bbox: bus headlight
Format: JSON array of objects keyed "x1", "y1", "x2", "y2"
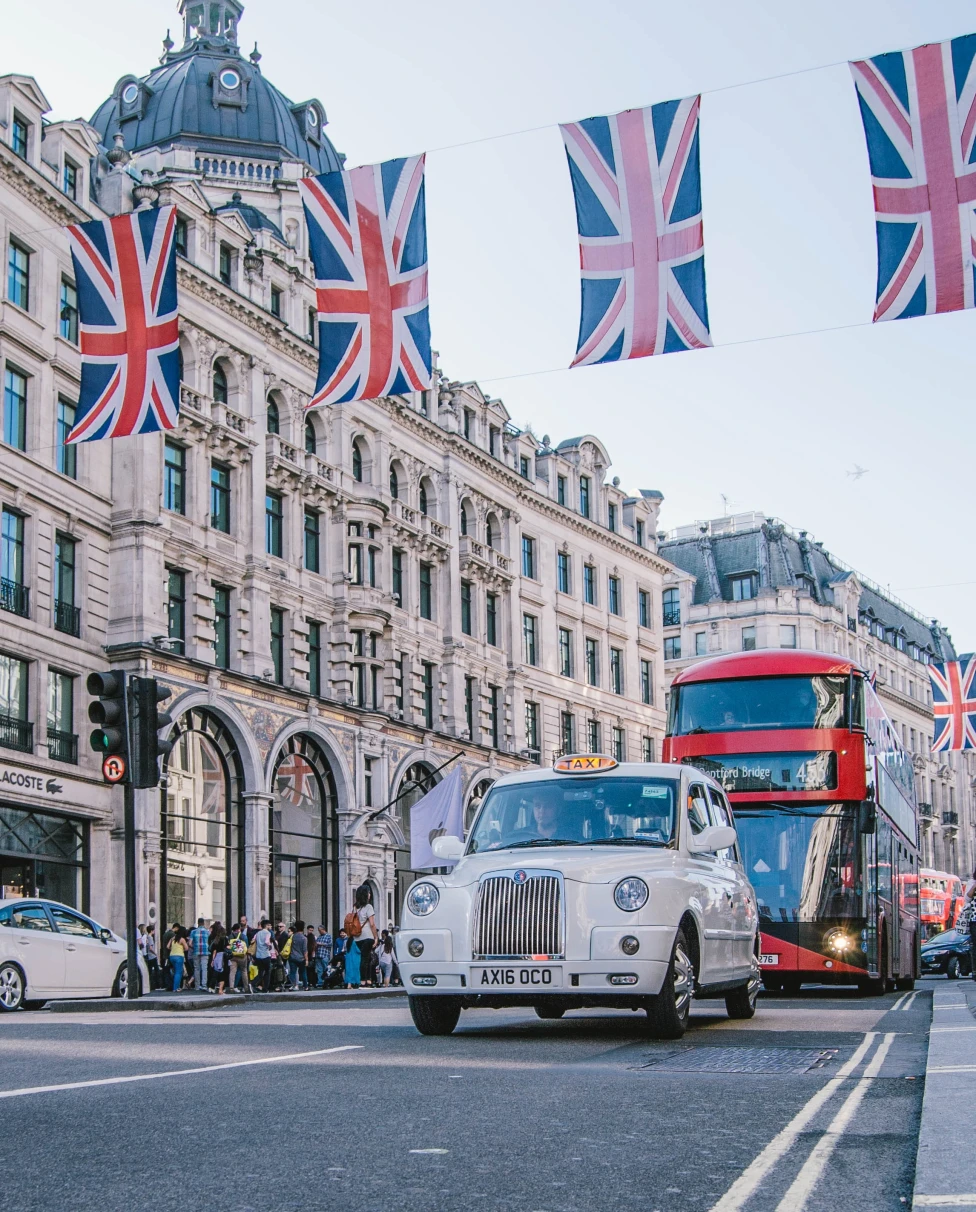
[
  {"x1": 406, "y1": 882, "x2": 440, "y2": 916},
  {"x1": 825, "y1": 928, "x2": 854, "y2": 953},
  {"x1": 614, "y1": 878, "x2": 649, "y2": 912}
]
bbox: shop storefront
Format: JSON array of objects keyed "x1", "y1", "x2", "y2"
[{"x1": 0, "y1": 803, "x2": 89, "y2": 910}]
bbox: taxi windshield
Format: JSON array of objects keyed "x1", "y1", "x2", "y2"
[{"x1": 466, "y1": 777, "x2": 677, "y2": 854}]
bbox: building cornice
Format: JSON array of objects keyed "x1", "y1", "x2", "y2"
[{"x1": 0, "y1": 143, "x2": 94, "y2": 231}]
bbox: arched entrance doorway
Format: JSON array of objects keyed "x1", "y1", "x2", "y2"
[
  {"x1": 270, "y1": 735, "x2": 339, "y2": 932},
  {"x1": 392, "y1": 760, "x2": 440, "y2": 920},
  {"x1": 465, "y1": 777, "x2": 495, "y2": 833},
  {"x1": 161, "y1": 709, "x2": 244, "y2": 929}
]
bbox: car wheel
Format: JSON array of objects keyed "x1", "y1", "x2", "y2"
[
  {"x1": 409, "y1": 996, "x2": 461, "y2": 1036},
  {"x1": 761, "y1": 978, "x2": 784, "y2": 993},
  {"x1": 946, "y1": 957, "x2": 960, "y2": 980},
  {"x1": 534, "y1": 1005, "x2": 565, "y2": 1020},
  {"x1": 0, "y1": 963, "x2": 25, "y2": 1012},
  {"x1": 726, "y1": 957, "x2": 762, "y2": 1020},
  {"x1": 645, "y1": 927, "x2": 694, "y2": 1040},
  {"x1": 113, "y1": 963, "x2": 142, "y2": 999}
]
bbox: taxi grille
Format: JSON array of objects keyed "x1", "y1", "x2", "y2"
[{"x1": 472, "y1": 873, "x2": 564, "y2": 960}]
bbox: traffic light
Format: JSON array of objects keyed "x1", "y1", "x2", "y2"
[
  {"x1": 87, "y1": 670, "x2": 129, "y2": 773},
  {"x1": 129, "y1": 677, "x2": 175, "y2": 789}
]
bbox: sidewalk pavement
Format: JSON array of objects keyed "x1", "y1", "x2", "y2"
[
  {"x1": 914, "y1": 979, "x2": 976, "y2": 1209},
  {"x1": 46, "y1": 985, "x2": 407, "y2": 1013}
]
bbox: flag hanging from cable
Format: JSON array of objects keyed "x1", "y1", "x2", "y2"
[
  {"x1": 65, "y1": 206, "x2": 180, "y2": 442},
  {"x1": 928, "y1": 655, "x2": 976, "y2": 751},
  {"x1": 850, "y1": 35, "x2": 976, "y2": 322},
  {"x1": 409, "y1": 765, "x2": 465, "y2": 870},
  {"x1": 299, "y1": 156, "x2": 432, "y2": 407},
  {"x1": 559, "y1": 99, "x2": 711, "y2": 367}
]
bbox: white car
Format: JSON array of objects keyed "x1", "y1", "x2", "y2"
[
  {"x1": 398, "y1": 756, "x2": 761, "y2": 1038},
  {"x1": 0, "y1": 898, "x2": 148, "y2": 1010}
]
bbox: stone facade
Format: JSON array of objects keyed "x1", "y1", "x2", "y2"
[
  {"x1": 659, "y1": 512, "x2": 975, "y2": 879},
  {"x1": 0, "y1": 10, "x2": 669, "y2": 934}
]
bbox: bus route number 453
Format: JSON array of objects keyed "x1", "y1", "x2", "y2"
[{"x1": 474, "y1": 967, "x2": 562, "y2": 987}]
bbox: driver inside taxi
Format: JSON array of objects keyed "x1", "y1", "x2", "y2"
[{"x1": 526, "y1": 792, "x2": 561, "y2": 839}]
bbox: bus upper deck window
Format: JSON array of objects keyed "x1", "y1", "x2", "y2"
[{"x1": 850, "y1": 674, "x2": 865, "y2": 731}]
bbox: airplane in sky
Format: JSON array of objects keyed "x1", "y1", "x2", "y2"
[{"x1": 846, "y1": 465, "x2": 869, "y2": 480}]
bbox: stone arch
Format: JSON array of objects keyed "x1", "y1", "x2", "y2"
[
  {"x1": 351, "y1": 433, "x2": 371, "y2": 484},
  {"x1": 261, "y1": 717, "x2": 354, "y2": 810},
  {"x1": 265, "y1": 387, "x2": 286, "y2": 437},
  {"x1": 304, "y1": 410, "x2": 325, "y2": 457},
  {"x1": 418, "y1": 474, "x2": 437, "y2": 519},
  {"x1": 177, "y1": 328, "x2": 198, "y2": 388},
  {"x1": 161, "y1": 689, "x2": 264, "y2": 794},
  {"x1": 388, "y1": 457, "x2": 405, "y2": 501},
  {"x1": 211, "y1": 353, "x2": 237, "y2": 406},
  {"x1": 485, "y1": 510, "x2": 501, "y2": 550},
  {"x1": 459, "y1": 496, "x2": 475, "y2": 537},
  {"x1": 464, "y1": 771, "x2": 496, "y2": 832}
]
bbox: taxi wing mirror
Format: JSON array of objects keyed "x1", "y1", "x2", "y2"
[
  {"x1": 98, "y1": 927, "x2": 113, "y2": 943},
  {"x1": 431, "y1": 835, "x2": 464, "y2": 861},
  {"x1": 688, "y1": 825, "x2": 737, "y2": 854}
]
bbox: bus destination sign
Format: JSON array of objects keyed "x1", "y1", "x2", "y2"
[{"x1": 682, "y1": 751, "x2": 838, "y2": 793}]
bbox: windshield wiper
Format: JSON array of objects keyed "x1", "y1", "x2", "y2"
[
  {"x1": 589, "y1": 837, "x2": 663, "y2": 846},
  {"x1": 504, "y1": 838, "x2": 581, "y2": 850}
]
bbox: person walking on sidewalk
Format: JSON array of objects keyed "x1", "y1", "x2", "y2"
[
  {"x1": 314, "y1": 926, "x2": 333, "y2": 988},
  {"x1": 287, "y1": 920, "x2": 308, "y2": 989},
  {"x1": 188, "y1": 918, "x2": 210, "y2": 992},
  {"x1": 353, "y1": 885, "x2": 378, "y2": 986},
  {"x1": 377, "y1": 930, "x2": 395, "y2": 987},
  {"x1": 144, "y1": 923, "x2": 160, "y2": 990},
  {"x1": 168, "y1": 928, "x2": 187, "y2": 992},
  {"x1": 253, "y1": 918, "x2": 275, "y2": 992},
  {"x1": 210, "y1": 922, "x2": 228, "y2": 994},
  {"x1": 226, "y1": 925, "x2": 250, "y2": 993}
]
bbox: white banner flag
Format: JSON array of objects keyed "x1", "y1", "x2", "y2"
[{"x1": 409, "y1": 765, "x2": 464, "y2": 870}]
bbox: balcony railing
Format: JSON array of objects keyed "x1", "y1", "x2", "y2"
[
  {"x1": 662, "y1": 606, "x2": 681, "y2": 627},
  {"x1": 0, "y1": 714, "x2": 33, "y2": 753},
  {"x1": 942, "y1": 810, "x2": 959, "y2": 828},
  {"x1": 0, "y1": 578, "x2": 29, "y2": 618},
  {"x1": 47, "y1": 728, "x2": 78, "y2": 764},
  {"x1": 54, "y1": 600, "x2": 81, "y2": 637},
  {"x1": 918, "y1": 802, "x2": 935, "y2": 821}
]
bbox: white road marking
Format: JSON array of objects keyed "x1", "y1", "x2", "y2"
[
  {"x1": 891, "y1": 993, "x2": 908, "y2": 1012},
  {"x1": 0, "y1": 1044, "x2": 363, "y2": 1100},
  {"x1": 774, "y1": 1032, "x2": 896, "y2": 1212},
  {"x1": 929, "y1": 1065, "x2": 976, "y2": 1074},
  {"x1": 931, "y1": 1026, "x2": 976, "y2": 1033},
  {"x1": 899, "y1": 991, "x2": 918, "y2": 1011},
  {"x1": 706, "y1": 1032, "x2": 878, "y2": 1212},
  {"x1": 913, "y1": 1198, "x2": 976, "y2": 1207},
  {"x1": 410, "y1": 1148, "x2": 449, "y2": 1155}
]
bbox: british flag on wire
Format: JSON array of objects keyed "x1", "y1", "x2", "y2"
[
  {"x1": 65, "y1": 206, "x2": 180, "y2": 442},
  {"x1": 559, "y1": 99, "x2": 711, "y2": 367},
  {"x1": 298, "y1": 156, "x2": 431, "y2": 407},
  {"x1": 851, "y1": 35, "x2": 976, "y2": 322},
  {"x1": 928, "y1": 655, "x2": 976, "y2": 751},
  {"x1": 276, "y1": 754, "x2": 316, "y2": 807}
]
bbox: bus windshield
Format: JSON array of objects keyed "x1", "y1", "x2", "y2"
[
  {"x1": 733, "y1": 803, "x2": 859, "y2": 922},
  {"x1": 467, "y1": 777, "x2": 677, "y2": 854},
  {"x1": 671, "y1": 676, "x2": 848, "y2": 735}
]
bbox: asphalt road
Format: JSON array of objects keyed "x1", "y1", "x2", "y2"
[{"x1": 0, "y1": 984, "x2": 935, "y2": 1212}]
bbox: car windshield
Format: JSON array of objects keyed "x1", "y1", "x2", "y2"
[
  {"x1": 466, "y1": 777, "x2": 677, "y2": 854},
  {"x1": 671, "y1": 676, "x2": 848, "y2": 734},
  {"x1": 925, "y1": 929, "x2": 963, "y2": 946}
]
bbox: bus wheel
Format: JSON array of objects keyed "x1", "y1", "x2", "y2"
[
  {"x1": 762, "y1": 978, "x2": 784, "y2": 993},
  {"x1": 644, "y1": 928, "x2": 694, "y2": 1040},
  {"x1": 409, "y1": 996, "x2": 461, "y2": 1036}
]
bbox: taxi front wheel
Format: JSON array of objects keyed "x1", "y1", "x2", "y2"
[
  {"x1": 644, "y1": 928, "x2": 694, "y2": 1040},
  {"x1": 409, "y1": 995, "x2": 462, "y2": 1036}
]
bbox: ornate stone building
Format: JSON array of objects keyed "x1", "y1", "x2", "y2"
[
  {"x1": 659, "y1": 512, "x2": 975, "y2": 878},
  {"x1": 0, "y1": 2, "x2": 671, "y2": 933}
]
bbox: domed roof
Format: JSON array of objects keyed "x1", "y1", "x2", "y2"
[{"x1": 90, "y1": 2, "x2": 343, "y2": 174}]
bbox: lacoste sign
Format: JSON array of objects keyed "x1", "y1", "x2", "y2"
[{"x1": 0, "y1": 766, "x2": 64, "y2": 796}]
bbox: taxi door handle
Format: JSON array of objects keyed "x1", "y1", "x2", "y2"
[{"x1": 65, "y1": 945, "x2": 77, "y2": 951}]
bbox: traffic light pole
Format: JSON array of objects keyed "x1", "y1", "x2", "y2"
[{"x1": 123, "y1": 782, "x2": 139, "y2": 1000}]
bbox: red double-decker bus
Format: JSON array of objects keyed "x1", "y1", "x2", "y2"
[{"x1": 663, "y1": 650, "x2": 920, "y2": 993}]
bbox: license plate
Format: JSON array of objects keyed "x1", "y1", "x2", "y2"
[
  {"x1": 759, "y1": 954, "x2": 780, "y2": 966},
  {"x1": 471, "y1": 966, "x2": 562, "y2": 988}
]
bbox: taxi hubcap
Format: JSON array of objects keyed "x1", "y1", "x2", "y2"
[
  {"x1": 672, "y1": 945, "x2": 693, "y2": 1015},
  {"x1": 0, "y1": 968, "x2": 23, "y2": 1008}
]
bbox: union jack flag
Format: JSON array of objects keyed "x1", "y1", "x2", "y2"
[
  {"x1": 559, "y1": 99, "x2": 711, "y2": 367},
  {"x1": 851, "y1": 35, "x2": 976, "y2": 322},
  {"x1": 929, "y1": 655, "x2": 976, "y2": 751},
  {"x1": 276, "y1": 754, "x2": 317, "y2": 807},
  {"x1": 65, "y1": 206, "x2": 180, "y2": 442},
  {"x1": 298, "y1": 156, "x2": 431, "y2": 407}
]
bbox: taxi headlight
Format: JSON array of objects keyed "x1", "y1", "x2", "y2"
[
  {"x1": 614, "y1": 877, "x2": 649, "y2": 912},
  {"x1": 406, "y1": 882, "x2": 440, "y2": 917},
  {"x1": 407, "y1": 938, "x2": 425, "y2": 958},
  {"x1": 620, "y1": 935, "x2": 640, "y2": 956}
]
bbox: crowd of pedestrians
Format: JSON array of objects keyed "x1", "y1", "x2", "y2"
[{"x1": 136, "y1": 885, "x2": 401, "y2": 995}]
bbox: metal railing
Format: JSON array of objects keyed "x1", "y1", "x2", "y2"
[
  {"x1": 0, "y1": 578, "x2": 29, "y2": 617},
  {"x1": 663, "y1": 606, "x2": 681, "y2": 627},
  {"x1": 54, "y1": 600, "x2": 81, "y2": 637},
  {"x1": 47, "y1": 728, "x2": 78, "y2": 764},
  {"x1": 942, "y1": 810, "x2": 959, "y2": 827},
  {"x1": 0, "y1": 714, "x2": 33, "y2": 752}
]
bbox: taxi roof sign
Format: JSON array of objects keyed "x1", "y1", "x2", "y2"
[{"x1": 553, "y1": 753, "x2": 618, "y2": 773}]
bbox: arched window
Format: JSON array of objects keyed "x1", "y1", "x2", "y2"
[
  {"x1": 212, "y1": 361, "x2": 228, "y2": 404},
  {"x1": 485, "y1": 513, "x2": 498, "y2": 549},
  {"x1": 460, "y1": 499, "x2": 475, "y2": 537},
  {"x1": 393, "y1": 760, "x2": 441, "y2": 915},
  {"x1": 419, "y1": 483, "x2": 427, "y2": 515},
  {"x1": 459, "y1": 504, "x2": 467, "y2": 535},
  {"x1": 161, "y1": 709, "x2": 243, "y2": 928},
  {"x1": 389, "y1": 465, "x2": 399, "y2": 499},
  {"x1": 271, "y1": 735, "x2": 339, "y2": 932},
  {"x1": 465, "y1": 777, "x2": 495, "y2": 832},
  {"x1": 266, "y1": 397, "x2": 280, "y2": 434},
  {"x1": 352, "y1": 440, "x2": 363, "y2": 482},
  {"x1": 304, "y1": 418, "x2": 317, "y2": 454}
]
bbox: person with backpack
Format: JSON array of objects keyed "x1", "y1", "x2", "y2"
[
  {"x1": 226, "y1": 924, "x2": 250, "y2": 993},
  {"x1": 342, "y1": 904, "x2": 363, "y2": 989},
  {"x1": 351, "y1": 884, "x2": 378, "y2": 986}
]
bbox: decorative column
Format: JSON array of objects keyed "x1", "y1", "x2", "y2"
[{"x1": 243, "y1": 791, "x2": 272, "y2": 920}]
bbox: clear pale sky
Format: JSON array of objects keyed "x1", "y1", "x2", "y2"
[{"x1": 7, "y1": 0, "x2": 975, "y2": 651}]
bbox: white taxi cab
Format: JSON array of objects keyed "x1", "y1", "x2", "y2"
[{"x1": 398, "y1": 755, "x2": 760, "y2": 1037}]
